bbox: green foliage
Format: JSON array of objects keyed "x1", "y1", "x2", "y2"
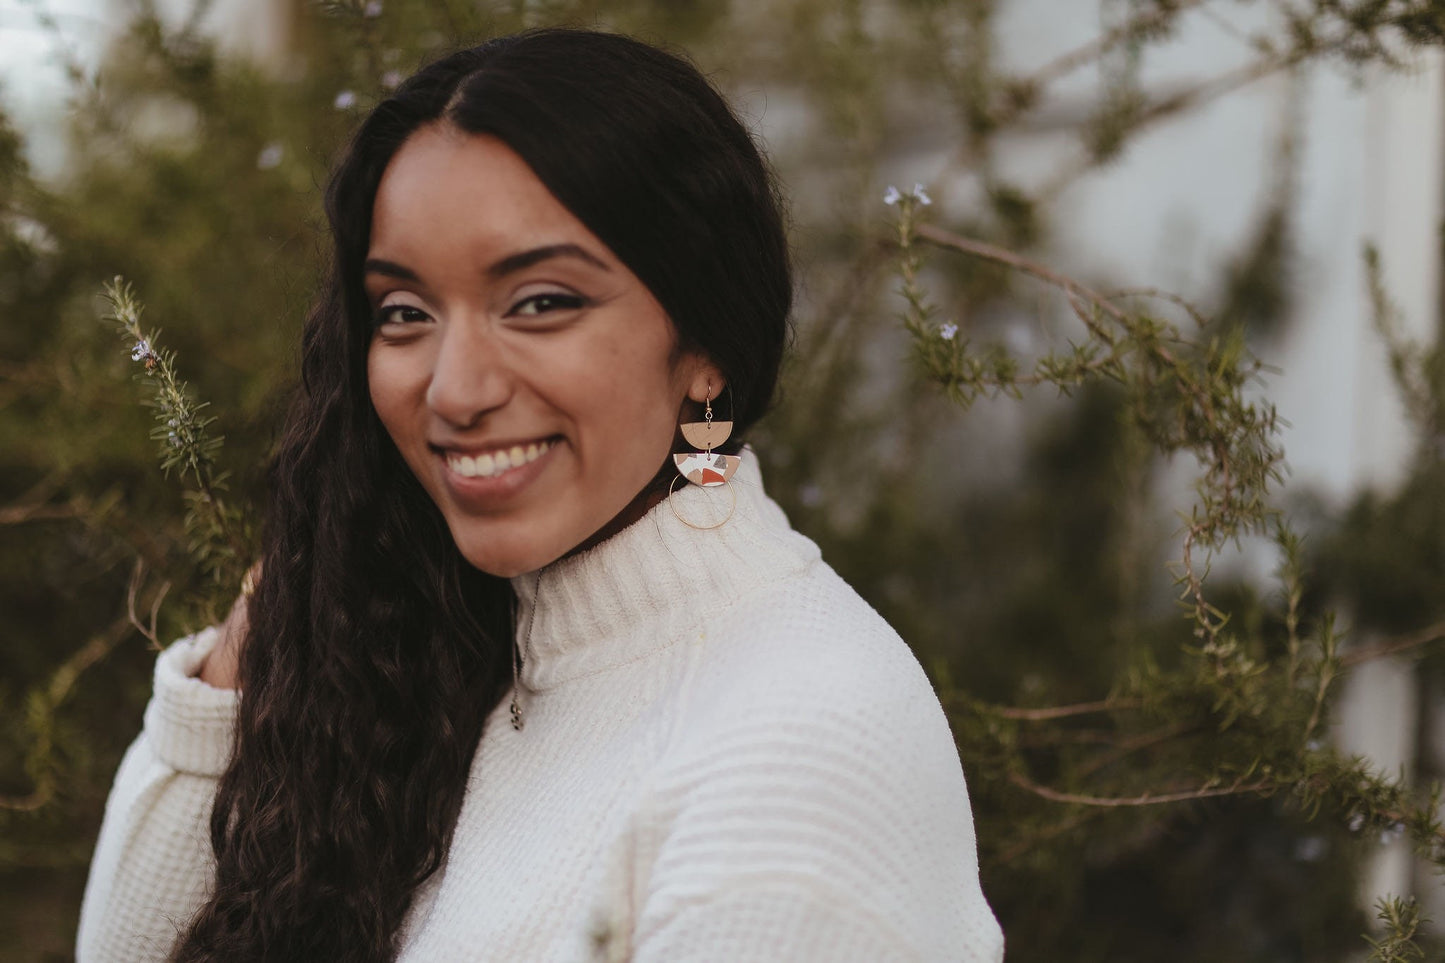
[
  {"x1": 1369, "y1": 897, "x2": 1428, "y2": 963},
  {"x1": 4, "y1": 1, "x2": 1445, "y2": 959},
  {"x1": 884, "y1": 172, "x2": 1445, "y2": 963},
  {"x1": 1308, "y1": 245, "x2": 1445, "y2": 654},
  {"x1": 102, "y1": 278, "x2": 252, "y2": 607},
  {"x1": 869, "y1": 19, "x2": 1445, "y2": 953}
]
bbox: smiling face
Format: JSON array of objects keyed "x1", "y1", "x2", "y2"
[{"x1": 365, "y1": 125, "x2": 721, "y2": 577}]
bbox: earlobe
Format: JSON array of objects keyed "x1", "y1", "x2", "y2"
[{"x1": 686, "y1": 364, "x2": 725, "y2": 404}]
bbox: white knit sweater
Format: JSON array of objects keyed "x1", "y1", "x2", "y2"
[{"x1": 77, "y1": 456, "x2": 1004, "y2": 962}]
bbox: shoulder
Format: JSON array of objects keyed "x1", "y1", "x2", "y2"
[
  {"x1": 686, "y1": 559, "x2": 945, "y2": 740},
  {"x1": 665, "y1": 556, "x2": 971, "y2": 862},
  {"x1": 640, "y1": 562, "x2": 1003, "y2": 959},
  {"x1": 666, "y1": 561, "x2": 971, "y2": 855}
]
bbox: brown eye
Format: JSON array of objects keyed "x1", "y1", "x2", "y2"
[
  {"x1": 509, "y1": 293, "x2": 586, "y2": 317},
  {"x1": 373, "y1": 304, "x2": 431, "y2": 327}
]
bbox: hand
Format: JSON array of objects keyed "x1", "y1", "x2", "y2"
[{"x1": 198, "y1": 566, "x2": 255, "y2": 690}]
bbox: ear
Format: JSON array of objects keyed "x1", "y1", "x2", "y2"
[{"x1": 683, "y1": 354, "x2": 726, "y2": 405}]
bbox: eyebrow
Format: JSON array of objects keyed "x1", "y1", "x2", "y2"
[
  {"x1": 487, "y1": 243, "x2": 610, "y2": 277},
  {"x1": 363, "y1": 243, "x2": 610, "y2": 284},
  {"x1": 363, "y1": 258, "x2": 420, "y2": 282}
]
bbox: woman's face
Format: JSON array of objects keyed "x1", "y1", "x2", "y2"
[{"x1": 365, "y1": 125, "x2": 719, "y2": 577}]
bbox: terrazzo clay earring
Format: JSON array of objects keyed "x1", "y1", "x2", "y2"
[{"x1": 669, "y1": 387, "x2": 739, "y2": 529}]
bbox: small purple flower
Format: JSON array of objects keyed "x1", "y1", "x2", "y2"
[
  {"x1": 381, "y1": 69, "x2": 403, "y2": 90},
  {"x1": 882, "y1": 185, "x2": 902, "y2": 206},
  {"x1": 911, "y1": 183, "x2": 932, "y2": 206},
  {"x1": 939, "y1": 323, "x2": 958, "y2": 341},
  {"x1": 256, "y1": 143, "x2": 283, "y2": 170},
  {"x1": 334, "y1": 90, "x2": 357, "y2": 110},
  {"x1": 363, "y1": 0, "x2": 383, "y2": 16},
  {"x1": 131, "y1": 339, "x2": 154, "y2": 363}
]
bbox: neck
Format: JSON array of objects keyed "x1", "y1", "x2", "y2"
[{"x1": 510, "y1": 449, "x2": 822, "y2": 692}]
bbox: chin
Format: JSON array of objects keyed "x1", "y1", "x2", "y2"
[
  {"x1": 457, "y1": 544, "x2": 540, "y2": 580},
  {"x1": 469, "y1": 558, "x2": 533, "y2": 579},
  {"x1": 439, "y1": 490, "x2": 648, "y2": 579},
  {"x1": 449, "y1": 525, "x2": 559, "y2": 579}
]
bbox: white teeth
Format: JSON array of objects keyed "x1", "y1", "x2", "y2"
[{"x1": 447, "y1": 439, "x2": 553, "y2": 478}]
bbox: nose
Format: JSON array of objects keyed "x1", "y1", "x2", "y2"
[{"x1": 425, "y1": 318, "x2": 514, "y2": 429}]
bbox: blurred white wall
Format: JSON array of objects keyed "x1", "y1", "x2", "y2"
[
  {"x1": 0, "y1": 0, "x2": 123, "y2": 170},
  {"x1": 0, "y1": 0, "x2": 289, "y2": 172}
]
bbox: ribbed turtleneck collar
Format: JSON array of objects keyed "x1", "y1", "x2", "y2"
[{"x1": 508, "y1": 451, "x2": 820, "y2": 691}]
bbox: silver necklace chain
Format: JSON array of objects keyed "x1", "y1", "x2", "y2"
[{"x1": 510, "y1": 573, "x2": 540, "y2": 731}]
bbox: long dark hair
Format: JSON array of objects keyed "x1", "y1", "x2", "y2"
[{"x1": 172, "y1": 29, "x2": 791, "y2": 962}]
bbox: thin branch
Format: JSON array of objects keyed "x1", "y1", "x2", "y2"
[
  {"x1": 1197, "y1": 4, "x2": 1267, "y2": 49},
  {"x1": 1302, "y1": 654, "x2": 1336, "y2": 748},
  {"x1": 1341, "y1": 621, "x2": 1445, "y2": 668},
  {"x1": 969, "y1": 697, "x2": 1144, "y2": 721},
  {"x1": 914, "y1": 222, "x2": 1129, "y2": 331},
  {"x1": 1030, "y1": 9, "x2": 1421, "y2": 205},
  {"x1": 1009, "y1": 770, "x2": 1273, "y2": 807},
  {"x1": 1014, "y1": 728, "x2": 1121, "y2": 747},
  {"x1": 125, "y1": 557, "x2": 168, "y2": 650},
  {"x1": 0, "y1": 500, "x2": 88, "y2": 525},
  {"x1": 1109, "y1": 286, "x2": 1212, "y2": 329},
  {"x1": 1181, "y1": 523, "x2": 1218, "y2": 642},
  {"x1": 0, "y1": 474, "x2": 86, "y2": 526},
  {"x1": 1037, "y1": 46, "x2": 1302, "y2": 202},
  {"x1": 912, "y1": 223, "x2": 1220, "y2": 442},
  {"x1": 1025, "y1": 0, "x2": 1213, "y2": 92},
  {"x1": 1073, "y1": 722, "x2": 1197, "y2": 779}
]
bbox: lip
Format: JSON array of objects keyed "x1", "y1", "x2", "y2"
[
  {"x1": 429, "y1": 434, "x2": 559, "y2": 458},
  {"x1": 433, "y1": 435, "x2": 561, "y2": 508}
]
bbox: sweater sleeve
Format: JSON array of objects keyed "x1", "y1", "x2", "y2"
[
  {"x1": 627, "y1": 621, "x2": 1005, "y2": 963},
  {"x1": 76, "y1": 628, "x2": 238, "y2": 963}
]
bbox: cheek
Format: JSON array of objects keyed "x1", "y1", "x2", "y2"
[
  {"x1": 603, "y1": 355, "x2": 685, "y2": 436},
  {"x1": 610, "y1": 325, "x2": 689, "y2": 415},
  {"x1": 545, "y1": 327, "x2": 682, "y2": 430},
  {"x1": 365, "y1": 353, "x2": 390, "y2": 421},
  {"x1": 366, "y1": 350, "x2": 414, "y2": 439}
]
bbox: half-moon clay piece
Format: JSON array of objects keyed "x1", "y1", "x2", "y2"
[
  {"x1": 680, "y1": 419, "x2": 733, "y2": 450},
  {"x1": 673, "y1": 451, "x2": 741, "y2": 487}
]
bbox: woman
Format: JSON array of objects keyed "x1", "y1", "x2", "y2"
[{"x1": 77, "y1": 29, "x2": 1003, "y2": 963}]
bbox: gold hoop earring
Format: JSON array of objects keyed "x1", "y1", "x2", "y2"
[{"x1": 668, "y1": 473, "x2": 737, "y2": 530}]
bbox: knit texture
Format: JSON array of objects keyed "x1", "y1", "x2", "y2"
[{"x1": 77, "y1": 455, "x2": 1004, "y2": 962}]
